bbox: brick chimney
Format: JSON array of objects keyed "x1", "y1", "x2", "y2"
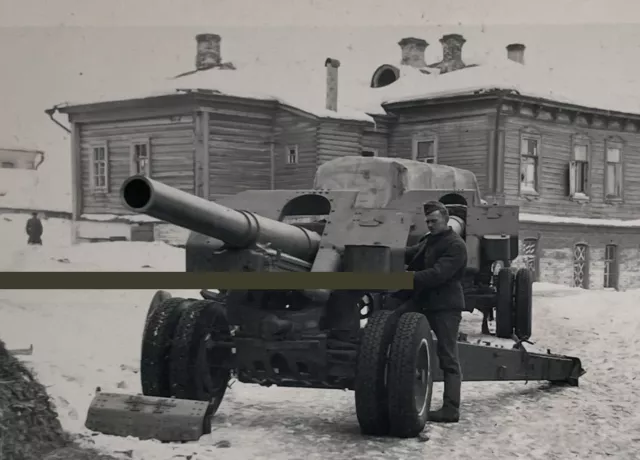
[
  {"x1": 195, "y1": 33, "x2": 221, "y2": 70},
  {"x1": 325, "y1": 58, "x2": 340, "y2": 111},
  {"x1": 506, "y1": 43, "x2": 525, "y2": 64},
  {"x1": 398, "y1": 37, "x2": 428, "y2": 68},
  {"x1": 438, "y1": 34, "x2": 466, "y2": 74}
]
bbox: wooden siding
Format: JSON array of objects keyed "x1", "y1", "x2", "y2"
[
  {"x1": 361, "y1": 131, "x2": 388, "y2": 157},
  {"x1": 79, "y1": 115, "x2": 195, "y2": 215},
  {"x1": 361, "y1": 115, "x2": 393, "y2": 157},
  {"x1": 70, "y1": 122, "x2": 82, "y2": 219},
  {"x1": 207, "y1": 106, "x2": 274, "y2": 199},
  {"x1": 502, "y1": 114, "x2": 640, "y2": 219},
  {"x1": 316, "y1": 121, "x2": 365, "y2": 164},
  {"x1": 388, "y1": 113, "x2": 491, "y2": 192},
  {"x1": 273, "y1": 109, "x2": 318, "y2": 189}
]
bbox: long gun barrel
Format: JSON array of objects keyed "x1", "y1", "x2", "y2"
[{"x1": 120, "y1": 175, "x2": 322, "y2": 263}]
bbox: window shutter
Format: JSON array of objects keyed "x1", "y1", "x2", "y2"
[
  {"x1": 104, "y1": 142, "x2": 111, "y2": 193},
  {"x1": 145, "y1": 139, "x2": 152, "y2": 177},
  {"x1": 129, "y1": 143, "x2": 136, "y2": 176},
  {"x1": 568, "y1": 160, "x2": 576, "y2": 196}
]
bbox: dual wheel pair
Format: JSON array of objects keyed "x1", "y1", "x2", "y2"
[
  {"x1": 354, "y1": 309, "x2": 434, "y2": 439},
  {"x1": 494, "y1": 267, "x2": 533, "y2": 341},
  {"x1": 140, "y1": 291, "x2": 232, "y2": 416}
]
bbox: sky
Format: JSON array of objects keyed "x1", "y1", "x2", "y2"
[{"x1": 1, "y1": 0, "x2": 639, "y2": 210}]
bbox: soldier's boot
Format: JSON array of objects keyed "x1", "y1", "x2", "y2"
[
  {"x1": 428, "y1": 373, "x2": 461, "y2": 423},
  {"x1": 427, "y1": 406, "x2": 460, "y2": 423}
]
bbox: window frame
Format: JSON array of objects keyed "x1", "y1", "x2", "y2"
[
  {"x1": 603, "y1": 243, "x2": 619, "y2": 290},
  {"x1": 411, "y1": 133, "x2": 438, "y2": 164},
  {"x1": 519, "y1": 127, "x2": 542, "y2": 196},
  {"x1": 285, "y1": 144, "x2": 299, "y2": 165},
  {"x1": 90, "y1": 141, "x2": 110, "y2": 194},
  {"x1": 604, "y1": 136, "x2": 625, "y2": 202},
  {"x1": 568, "y1": 133, "x2": 591, "y2": 201},
  {"x1": 522, "y1": 237, "x2": 540, "y2": 282},
  {"x1": 130, "y1": 138, "x2": 152, "y2": 177},
  {"x1": 572, "y1": 242, "x2": 590, "y2": 289}
]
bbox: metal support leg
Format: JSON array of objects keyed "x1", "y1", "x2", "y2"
[{"x1": 430, "y1": 340, "x2": 585, "y2": 386}]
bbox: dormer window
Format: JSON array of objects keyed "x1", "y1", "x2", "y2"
[{"x1": 371, "y1": 64, "x2": 400, "y2": 88}]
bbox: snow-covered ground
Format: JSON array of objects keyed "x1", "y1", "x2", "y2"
[{"x1": 1, "y1": 213, "x2": 639, "y2": 460}]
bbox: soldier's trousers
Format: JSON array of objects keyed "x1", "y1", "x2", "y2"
[{"x1": 425, "y1": 309, "x2": 463, "y2": 410}]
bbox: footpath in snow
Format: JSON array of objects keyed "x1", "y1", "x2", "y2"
[{"x1": 1, "y1": 214, "x2": 639, "y2": 460}]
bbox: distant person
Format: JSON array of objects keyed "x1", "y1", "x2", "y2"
[{"x1": 26, "y1": 212, "x2": 43, "y2": 245}]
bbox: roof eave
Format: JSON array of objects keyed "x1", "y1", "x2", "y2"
[
  {"x1": 52, "y1": 92, "x2": 193, "y2": 115},
  {"x1": 381, "y1": 90, "x2": 507, "y2": 111},
  {"x1": 379, "y1": 88, "x2": 640, "y2": 121},
  {"x1": 54, "y1": 89, "x2": 292, "y2": 115},
  {"x1": 503, "y1": 93, "x2": 640, "y2": 121},
  {"x1": 318, "y1": 114, "x2": 376, "y2": 126},
  {"x1": 367, "y1": 112, "x2": 398, "y2": 120},
  {"x1": 51, "y1": 90, "x2": 373, "y2": 124}
]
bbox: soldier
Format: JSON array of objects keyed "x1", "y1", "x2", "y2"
[
  {"x1": 390, "y1": 200, "x2": 468, "y2": 423},
  {"x1": 26, "y1": 212, "x2": 43, "y2": 245}
]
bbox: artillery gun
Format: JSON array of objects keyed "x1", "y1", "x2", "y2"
[{"x1": 85, "y1": 156, "x2": 585, "y2": 441}]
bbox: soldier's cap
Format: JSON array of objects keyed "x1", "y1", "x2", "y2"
[{"x1": 422, "y1": 200, "x2": 449, "y2": 217}]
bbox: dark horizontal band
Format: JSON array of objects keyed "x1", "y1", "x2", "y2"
[{"x1": 0, "y1": 272, "x2": 414, "y2": 290}]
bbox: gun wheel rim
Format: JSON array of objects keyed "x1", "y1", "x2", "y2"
[
  {"x1": 359, "y1": 294, "x2": 373, "y2": 319},
  {"x1": 413, "y1": 338, "x2": 431, "y2": 414},
  {"x1": 169, "y1": 300, "x2": 231, "y2": 406},
  {"x1": 198, "y1": 331, "x2": 232, "y2": 397}
]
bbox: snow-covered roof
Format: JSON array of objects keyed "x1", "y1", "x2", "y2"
[
  {"x1": 378, "y1": 58, "x2": 640, "y2": 116},
  {"x1": 57, "y1": 54, "x2": 385, "y2": 123},
  {"x1": 56, "y1": 33, "x2": 640, "y2": 123}
]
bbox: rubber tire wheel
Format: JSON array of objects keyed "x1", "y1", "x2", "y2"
[
  {"x1": 169, "y1": 300, "x2": 232, "y2": 416},
  {"x1": 495, "y1": 268, "x2": 515, "y2": 339},
  {"x1": 387, "y1": 312, "x2": 434, "y2": 438},
  {"x1": 140, "y1": 297, "x2": 187, "y2": 397},
  {"x1": 146, "y1": 290, "x2": 172, "y2": 322},
  {"x1": 354, "y1": 309, "x2": 399, "y2": 436},
  {"x1": 514, "y1": 268, "x2": 533, "y2": 341}
]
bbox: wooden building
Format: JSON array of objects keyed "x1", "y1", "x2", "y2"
[
  {"x1": 0, "y1": 147, "x2": 67, "y2": 216},
  {"x1": 0, "y1": 147, "x2": 44, "y2": 170},
  {"x1": 50, "y1": 32, "x2": 640, "y2": 289}
]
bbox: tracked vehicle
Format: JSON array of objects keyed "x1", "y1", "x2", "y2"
[{"x1": 85, "y1": 156, "x2": 585, "y2": 441}]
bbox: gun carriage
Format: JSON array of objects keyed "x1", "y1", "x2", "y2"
[{"x1": 85, "y1": 156, "x2": 584, "y2": 441}]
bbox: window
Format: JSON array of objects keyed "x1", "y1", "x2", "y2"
[
  {"x1": 604, "y1": 244, "x2": 619, "y2": 290},
  {"x1": 286, "y1": 145, "x2": 298, "y2": 164},
  {"x1": 605, "y1": 139, "x2": 623, "y2": 200},
  {"x1": 569, "y1": 135, "x2": 590, "y2": 199},
  {"x1": 130, "y1": 139, "x2": 151, "y2": 176},
  {"x1": 371, "y1": 64, "x2": 400, "y2": 88},
  {"x1": 572, "y1": 243, "x2": 589, "y2": 289},
  {"x1": 520, "y1": 132, "x2": 541, "y2": 194},
  {"x1": 522, "y1": 238, "x2": 539, "y2": 281},
  {"x1": 361, "y1": 149, "x2": 378, "y2": 157},
  {"x1": 91, "y1": 142, "x2": 109, "y2": 192},
  {"x1": 1, "y1": 161, "x2": 15, "y2": 168},
  {"x1": 412, "y1": 137, "x2": 437, "y2": 164}
]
